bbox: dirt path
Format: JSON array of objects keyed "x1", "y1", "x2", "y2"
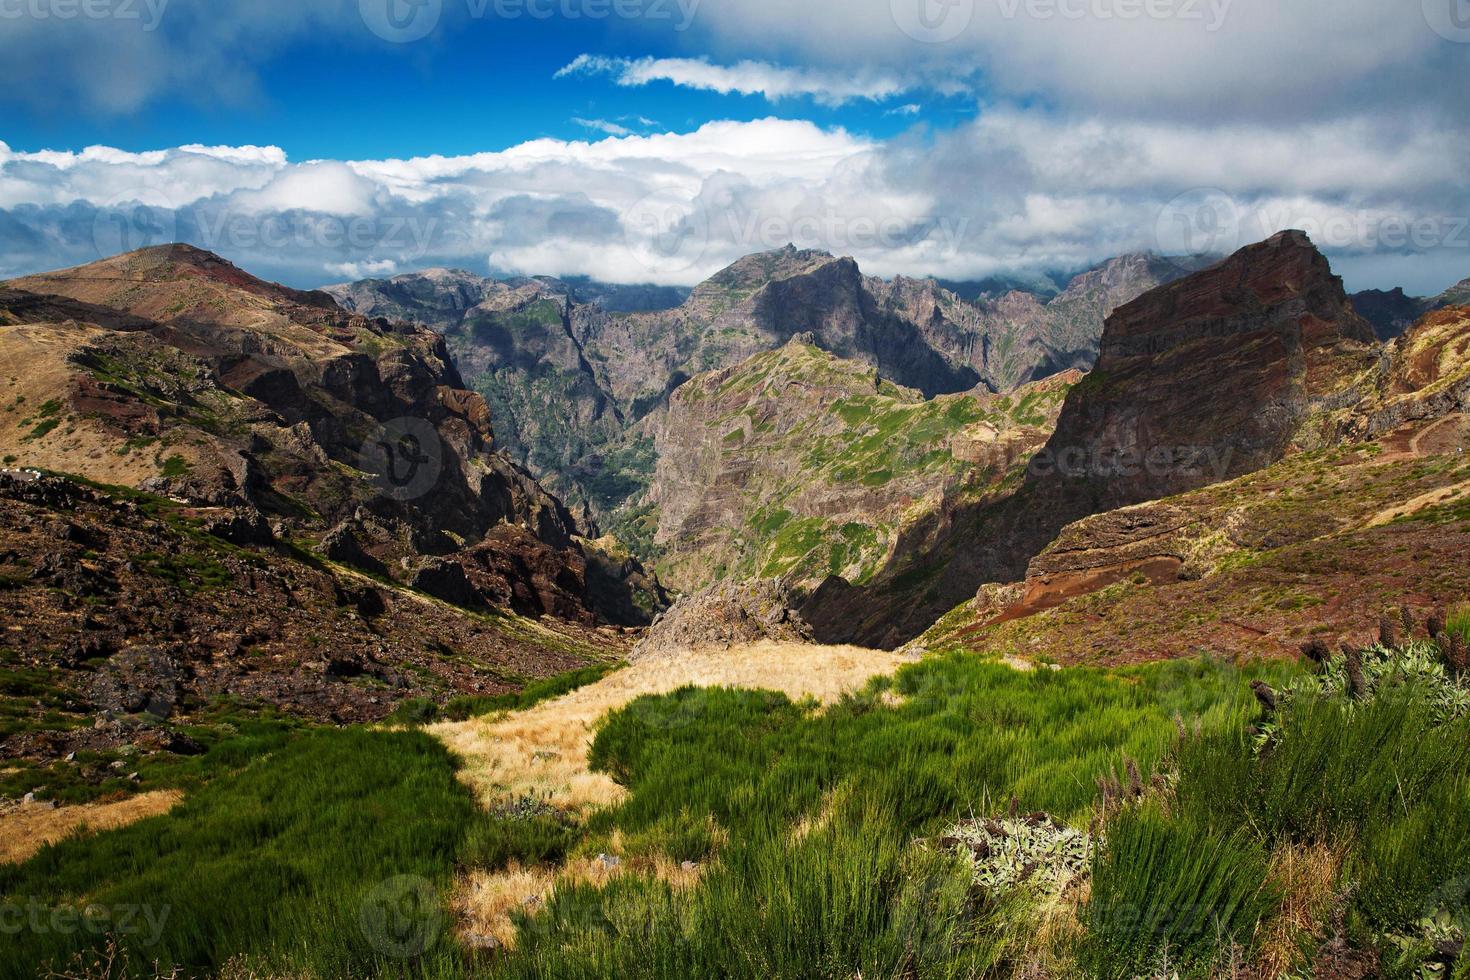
[
  {"x1": 431, "y1": 641, "x2": 912, "y2": 813},
  {"x1": 1366, "y1": 479, "x2": 1470, "y2": 528}
]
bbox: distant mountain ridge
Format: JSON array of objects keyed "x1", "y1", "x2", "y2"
[
  {"x1": 324, "y1": 246, "x2": 1205, "y2": 528},
  {"x1": 1349, "y1": 274, "x2": 1470, "y2": 341}
]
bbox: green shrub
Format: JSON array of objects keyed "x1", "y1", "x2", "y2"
[
  {"x1": 1082, "y1": 803, "x2": 1277, "y2": 978},
  {"x1": 443, "y1": 663, "x2": 618, "y2": 721}
]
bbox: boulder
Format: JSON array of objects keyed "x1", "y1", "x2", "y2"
[
  {"x1": 409, "y1": 557, "x2": 483, "y2": 610},
  {"x1": 631, "y1": 579, "x2": 814, "y2": 662}
]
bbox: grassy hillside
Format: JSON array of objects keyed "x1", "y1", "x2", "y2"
[
  {"x1": 8, "y1": 628, "x2": 1466, "y2": 978},
  {"x1": 643, "y1": 341, "x2": 1075, "y2": 591}
]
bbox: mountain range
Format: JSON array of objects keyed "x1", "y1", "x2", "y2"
[
  {"x1": 323, "y1": 247, "x2": 1213, "y2": 568},
  {"x1": 1, "y1": 234, "x2": 1465, "y2": 727}
]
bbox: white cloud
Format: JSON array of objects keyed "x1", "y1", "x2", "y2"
[
  {"x1": 573, "y1": 118, "x2": 636, "y2": 138},
  {"x1": 556, "y1": 54, "x2": 917, "y2": 106},
  {"x1": 326, "y1": 258, "x2": 399, "y2": 280},
  {"x1": 1, "y1": 113, "x2": 1466, "y2": 295},
  {"x1": 688, "y1": 0, "x2": 1462, "y2": 123}
]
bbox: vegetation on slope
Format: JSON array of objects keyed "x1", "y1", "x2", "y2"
[
  {"x1": 646, "y1": 341, "x2": 1074, "y2": 591},
  {"x1": 5, "y1": 623, "x2": 1467, "y2": 978}
]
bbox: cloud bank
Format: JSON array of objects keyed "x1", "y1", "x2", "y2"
[{"x1": 3, "y1": 109, "x2": 1467, "y2": 294}]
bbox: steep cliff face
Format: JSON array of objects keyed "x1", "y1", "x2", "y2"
[
  {"x1": 803, "y1": 232, "x2": 1380, "y2": 648},
  {"x1": 958, "y1": 252, "x2": 1213, "y2": 391},
  {"x1": 326, "y1": 272, "x2": 628, "y2": 509},
  {"x1": 1044, "y1": 229, "x2": 1376, "y2": 509},
  {"x1": 641, "y1": 339, "x2": 1075, "y2": 592},
  {"x1": 1, "y1": 245, "x2": 662, "y2": 626}
]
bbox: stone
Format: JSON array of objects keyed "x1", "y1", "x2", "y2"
[
  {"x1": 409, "y1": 558, "x2": 483, "y2": 610},
  {"x1": 632, "y1": 579, "x2": 814, "y2": 663}
]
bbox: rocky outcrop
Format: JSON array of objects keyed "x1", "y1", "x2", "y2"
[
  {"x1": 631, "y1": 579, "x2": 813, "y2": 663},
  {"x1": 804, "y1": 232, "x2": 1380, "y2": 648},
  {"x1": 1, "y1": 245, "x2": 660, "y2": 627},
  {"x1": 1044, "y1": 229, "x2": 1375, "y2": 507},
  {"x1": 0, "y1": 473, "x2": 629, "y2": 762},
  {"x1": 1338, "y1": 305, "x2": 1470, "y2": 441}
]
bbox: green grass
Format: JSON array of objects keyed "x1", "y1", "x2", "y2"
[
  {"x1": 1088, "y1": 642, "x2": 1470, "y2": 977},
  {"x1": 1448, "y1": 604, "x2": 1470, "y2": 645},
  {"x1": 0, "y1": 728, "x2": 477, "y2": 980},
  {"x1": 8, "y1": 642, "x2": 1466, "y2": 978},
  {"x1": 388, "y1": 662, "x2": 620, "y2": 726},
  {"x1": 494, "y1": 655, "x2": 1294, "y2": 978},
  {"x1": 158, "y1": 454, "x2": 192, "y2": 478},
  {"x1": 1081, "y1": 805, "x2": 1278, "y2": 978},
  {"x1": 21, "y1": 417, "x2": 60, "y2": 442}
]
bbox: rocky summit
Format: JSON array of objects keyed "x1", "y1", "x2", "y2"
[{"x1": 804, "y1": 231, "x2": 1385, "y2": 648}]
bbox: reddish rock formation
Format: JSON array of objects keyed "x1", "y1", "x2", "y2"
[{"x1": 805, "y1": 231, "x2": 1380, "y2": 648}]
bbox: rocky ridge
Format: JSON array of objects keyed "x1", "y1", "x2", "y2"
[
  {"x1": 804, "y1": 231, "x2": 1383, "y2": 647},
  {"x1": 630, "y1": 579, "x2": 813, "y2": 663},
  {"x1": 327, "y1": 246, "x2": 1202, "y2": 563},
  {"x1": 1, "y1": 245, "x2": 663, "y2": 626}
]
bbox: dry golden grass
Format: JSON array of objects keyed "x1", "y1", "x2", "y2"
[
  {"x1": 431, "y1": 640, "x2": 911, "y2": 812},
  {"x1": 455, "y1": 862, "x2": 558, "y2": 949},
  {"x1": 0, "y1": 322, "x2": 196, "y2": 486},
  {"x1": 1252, "y1": 842, "x2": 1341, "y2": 979},
  {"x1": 438, "y1": 640, "x2": 908, "y2": 951},
  {"x1": 1366, "y1": 478, "x2": 1470, "y2": 527},
  {"x1": 0, "y1": 790, "x2": 183, "y2": 865},
  {"x1": 454, "y1": 849, "x2": 707, "y2": 949}
]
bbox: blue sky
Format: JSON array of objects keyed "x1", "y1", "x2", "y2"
[
  {"x1": 2, "y1": 12, "x2": 974, "y2": 159},
  {"x1": 1, "y1": 1, "x2": 982, "y2": 157},
  {"x1": 1, "y1": 0, "x2": 1468, "y2": 293}
]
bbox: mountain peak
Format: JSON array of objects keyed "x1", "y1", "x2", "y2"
[{"x1": 1101, "y1": 228, "x2": 1373, "y2": 359}]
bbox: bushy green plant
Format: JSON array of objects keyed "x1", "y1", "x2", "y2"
[
  {"x1": 1081, "y1": 803, "x2": 1278, "y2": 979},
  {"x1": 442, "y1": 663, "x2": 618, "y2": 722}
]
